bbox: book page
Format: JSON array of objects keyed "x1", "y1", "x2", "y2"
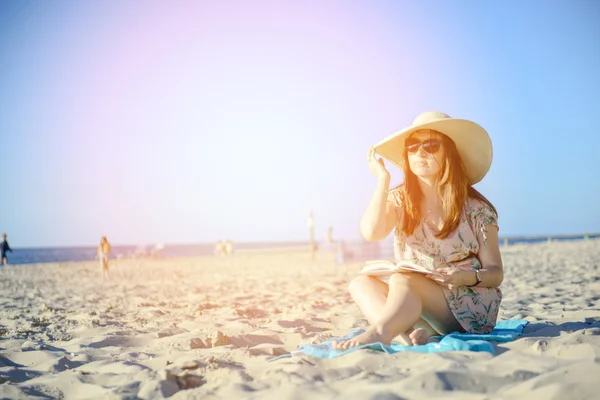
[
  {"x1": 360, "y1": 260, "x2": 397, "y2": 274},
  {"x1": 394, "y1": 264, "x2": 443, "y2": 276},
  {"x1": 359, "y1": 257, "x2": 442, "y2": 277}
]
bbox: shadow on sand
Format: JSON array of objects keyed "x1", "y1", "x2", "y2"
[{"x1": 494, "y1": 317, "x2": 600, "y2": 355}]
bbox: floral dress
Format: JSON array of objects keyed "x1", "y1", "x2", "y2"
[{"x1": 388, "y1": 189, "x2": 502, "y2": 334}]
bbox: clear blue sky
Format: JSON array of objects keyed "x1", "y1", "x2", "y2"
[{"x1": 1, "y1": 0, "x2": 599, "y2": 247}]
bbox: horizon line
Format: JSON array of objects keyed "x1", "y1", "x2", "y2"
[{"x1": 8, "y1": 232, "x2": 600, "y2": 250}]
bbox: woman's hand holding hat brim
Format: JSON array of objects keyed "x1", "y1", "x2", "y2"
[{"x1": 367, "y1": 147, "x2": 391, "y2": 183}]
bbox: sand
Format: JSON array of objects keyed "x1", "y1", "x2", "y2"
[{"x1": 1, "y1": 239, "x2": 600, "y2": 399}]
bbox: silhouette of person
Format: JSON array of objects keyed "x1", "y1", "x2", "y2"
[
  {"x1": 1, "y1": 233, "x2": 12, "y2": 265},
  {"x1": 224, "y1": 240, "x2": 234, "y2": 256},
  {"x1": 97, "y1": 236, "x2": 112, "y2": 279},
  {"x1": 214, "y1": 240, "x2": 225, "y2": 256}
]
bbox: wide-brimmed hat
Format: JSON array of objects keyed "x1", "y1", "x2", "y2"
[{"x1": 373, "y1": 111, "x2": 493, "y2": 184}]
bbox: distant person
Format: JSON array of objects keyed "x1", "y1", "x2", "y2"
[
  {"x1": 333, "y1": 111, "x2": 503, "y2": 349},
  {"x1": 214, "y1": 240, "x2": 225, "y2": 256},
  {"x1": 326, "y1": 227, "x2": 334, "y2": 243},
  {"x1": 325, "y1": 226, "x2": 339, "y2": 254},
  {"x1": 96, "y1": 236, "x2": 112, "y2": 279},
  {"x1": 151, "y1": 243, "x2": 165, "y2": 258},
  {"x1": 224, "y1": 240, "x2": 234, "y2": 256},
  {"x1": 1, "y1": 234, "x2": 12, "y2": 265}
]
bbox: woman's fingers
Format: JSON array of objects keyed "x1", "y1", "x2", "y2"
[
  {"x1": 427, "y1": 274, "x2": 446, "y2": 284},
  {"x1": 368, "y1": 147, "x2": 382, "y2": 165}
]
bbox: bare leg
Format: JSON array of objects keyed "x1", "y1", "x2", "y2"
[
  {"x1": 100, "y1": 259, "x2": 107, "y2": 280},
  {"x1": 103, "y1": 259, "x2": 109, "y2": 280},
  {"x1": 347, "y1": 275, "x2": 436, "y2": 345},
  {"x1": 333, "y1": 272, "x2": 463, "y2": 350}
]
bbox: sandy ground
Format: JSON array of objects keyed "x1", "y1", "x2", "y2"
[{"x1": 1, "y1": 239, "x2": 600, "y2": 399}]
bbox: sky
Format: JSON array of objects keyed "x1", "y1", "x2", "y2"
[{"x1": 0, "y1": 0, "x2": 599, "y2": 248}]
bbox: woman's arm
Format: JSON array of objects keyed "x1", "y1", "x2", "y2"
[
  {"x1": 473, "y1": 225, "x2": 504, "y2": 288},
  {"x1": 360, "y1": 179, "x2": 398, "y2": 241},
  {"x1": 360, "y1": 148, "x2": 400, "y2": 242},
  {"x1": 430, "y1": 225, "x2": 503, "y2": 289}
]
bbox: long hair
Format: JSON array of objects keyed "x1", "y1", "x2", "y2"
[
  {"x1": 100, "y1": 236, "x2": 111, "y2": 253},
  {"x1": 396, "y1": 131, "x2": 497, "y2": 239}
]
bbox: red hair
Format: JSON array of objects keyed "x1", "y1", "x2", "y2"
[{"x1": 396, "y1": 131, "x2": 497, "y2": 239}]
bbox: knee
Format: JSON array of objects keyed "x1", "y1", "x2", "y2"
[
  {"x1": 348, "y1": 274, "x2": 375, "y2": 296},
  {"x1": 388, "y1": 272, "x2": 421, "y2": 289}
]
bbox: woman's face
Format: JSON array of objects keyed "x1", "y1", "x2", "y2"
[{"x1": 406, "y1": 130, "x2": 445, "y2": 179}]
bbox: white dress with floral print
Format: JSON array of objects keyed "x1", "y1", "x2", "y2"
[{"x1": 389, "y1": 189, "x2": 502, "y2": 334}]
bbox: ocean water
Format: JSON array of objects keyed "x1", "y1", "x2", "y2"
[
  {"x1": 501, "y1": 234, "x2": 600, "y2": 246},
  {"x1": 2, "y1": 242, "x2": 309, "y2": 265},
  {"x1": 3, "y1": 235, "x2": 597, "y2": 265}
]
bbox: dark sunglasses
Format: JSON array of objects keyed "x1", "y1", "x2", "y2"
[{"x1": 405, "y1": 138, "x2": 442, "y2": 154}]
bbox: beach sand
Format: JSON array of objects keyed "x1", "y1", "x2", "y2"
[{"x1": 1, "y1": 239, "x2": 600, "y2": 399}]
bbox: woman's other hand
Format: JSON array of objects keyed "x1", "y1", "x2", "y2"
[
  {"x1": 425, "y1": 268, "x2": 476, "y2": 290},
  {"x1": 367, "y1": 147, "x2": 390, "y2": 183}
]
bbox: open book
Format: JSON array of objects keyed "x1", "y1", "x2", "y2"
[{"x1": 359, "y1": 259, "x2": 443, "y2": 277}]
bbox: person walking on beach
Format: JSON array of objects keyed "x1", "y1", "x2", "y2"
[
  {"x1": 214, "y1": 240, "x2": 225, "y2": 256},
  {"x1": 333, "y1": 111, "x2": 503, "y2": 349},
  {"x1": 97, "y1": 236, "x2": 112, "y2": 279},
  {"x1": 1, "y1": 234, "x2": 12, "y2": 265},
  {"x1": 224, "y1": 240, "x2": 234, "y2": 256}
]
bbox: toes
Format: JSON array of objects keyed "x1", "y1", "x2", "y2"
[
  {"x1": 333, "y1": 340, "x2": 346, "y2": 350},
  {"x1": 408, "y1": 329, "x2": 429, "y2": 346},
  {"x1": 332, "y1": 333, "x2": 372, "y2": 351}
]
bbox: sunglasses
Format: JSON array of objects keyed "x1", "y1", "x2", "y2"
[{"x1": 405, "y1": 138, "x2": 442, "y2": 154}]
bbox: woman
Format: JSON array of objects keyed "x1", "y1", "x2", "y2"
[
  {"x1": 1, "y1": 234, "x2": 12, "y2": 265},
  {"x1": 333, "y1": 111, "x2": 503, "y2": 350},
  {"x1": 97, "y1": 236, "x2": 112, "y2": 280}
]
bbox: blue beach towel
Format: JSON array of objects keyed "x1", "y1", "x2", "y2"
[{"x1": 268, "y1": 319, "x2": 527, "y2": 361}]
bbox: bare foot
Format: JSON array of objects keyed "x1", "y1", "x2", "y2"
[
  {"x1": 331, "y1": 326, "x2": 391, "y2": 351},
  {"x1": 409, "y1": 328, "x2": 430, "y2": 345}
]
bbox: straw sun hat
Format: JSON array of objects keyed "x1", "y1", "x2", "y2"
[{"x1": 373, "y1": 111, "x2": 493, "y2": 185}]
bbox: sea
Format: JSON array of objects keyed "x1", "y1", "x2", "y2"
[
  {"x1": 2, "y1": 242, "x2": 310, "y2": 265},
  {"x1": 3, "y1": 234, "x2": 598, "y2": 265}
]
